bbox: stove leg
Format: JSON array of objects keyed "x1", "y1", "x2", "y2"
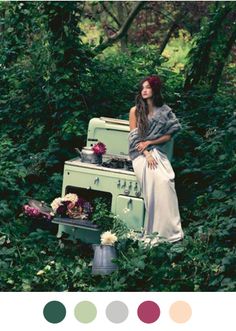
[{"x1": 56, "y1": 225, "x2": 63, "y2": 238}]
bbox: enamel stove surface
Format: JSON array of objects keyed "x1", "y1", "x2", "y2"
[{"x1": 55, "y1": 117, "x2": 147, "y2": 242}]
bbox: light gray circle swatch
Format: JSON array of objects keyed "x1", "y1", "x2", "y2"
[{"x1": 105, "y1": 301, "x2": 129, "y2": 323}]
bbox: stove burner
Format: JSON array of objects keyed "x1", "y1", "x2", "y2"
[{"x1": 102, "y1": 158, "x2": 133, "y2": 171}]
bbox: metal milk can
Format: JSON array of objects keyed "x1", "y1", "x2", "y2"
[{"x1": 92, "y1": 244, "x2": 118, "y2": 275}]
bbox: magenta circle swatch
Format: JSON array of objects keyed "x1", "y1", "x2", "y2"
[{"x1": 137, "y1": 301, "x2": 160, "y2": 323}]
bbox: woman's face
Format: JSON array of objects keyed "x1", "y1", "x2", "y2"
[{"x1": 141, "y1": 80, "x2": 153, "y2": 99}]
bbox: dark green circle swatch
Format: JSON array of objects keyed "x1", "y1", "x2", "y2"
[{"x1": 43, "y1": 301, "x2": 66, "y2": 324}]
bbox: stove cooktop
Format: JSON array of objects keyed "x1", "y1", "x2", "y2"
[
  {"x1": 65, "y1": 157, "x2": 134, "y2": 174},
  {"x1": 102, "y1": 158, "x2": 133, "y2": 171}
]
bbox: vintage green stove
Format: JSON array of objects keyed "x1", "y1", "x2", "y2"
[{"x1": 53, "y1": 117, "x2": 173, "y2": 243}]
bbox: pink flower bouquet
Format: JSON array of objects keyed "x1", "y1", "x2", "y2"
[
  {"x1": 23, "y1": 204, "x2": 53, "y2": 220},
  {"x1": 50, "y1": 193, "x2": 93, "y2": 219}
]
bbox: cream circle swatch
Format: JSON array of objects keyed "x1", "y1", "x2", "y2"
[
  {"x1": 74, "y1": 301, "x2": 97, "y2": 323},
  {"x1": 169, "y1": 301, "x2": 192, "y2": 323},
  {"x1": 105, "y1": 301, "x2": 129, "y2": 323}
]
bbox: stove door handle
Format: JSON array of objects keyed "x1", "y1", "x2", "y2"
[{"x1": 127, "y1": 198, "x2": 132, "y2": 208}]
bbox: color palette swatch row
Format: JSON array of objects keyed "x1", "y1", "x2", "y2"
[{"x1": 43, "y1": 299, "x2": 192, "y2": 324}]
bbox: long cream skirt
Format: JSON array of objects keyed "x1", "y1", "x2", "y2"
[{"x1": 132, "y1": 148, "x2": 184, "y2": 242}]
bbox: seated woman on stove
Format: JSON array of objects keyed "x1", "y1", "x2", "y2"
[{"x1": 128, "y1": 74, "x2": 184, "y2": 243}]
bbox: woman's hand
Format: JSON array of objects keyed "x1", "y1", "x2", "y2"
[
  {"x1": 145, "y1": 153, "x2": 158, "y2": 169},
  {"x1": 135, "y1": 141, "x2": 150, "y2": 153}
]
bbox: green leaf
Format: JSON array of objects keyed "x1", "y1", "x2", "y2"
[{"x1": 211, "y1": 190, "x2": 227, "y2": 200}]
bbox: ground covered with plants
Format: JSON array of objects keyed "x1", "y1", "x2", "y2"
[{"x1": 0, "y1": 2, "x2": 235, "y2": 291}]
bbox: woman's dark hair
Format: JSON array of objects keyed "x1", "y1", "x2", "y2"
[{"x1": 135, "y1": 75, "x2": 164, "y2": 137}]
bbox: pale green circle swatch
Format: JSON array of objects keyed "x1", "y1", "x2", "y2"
[{"x1": 74, "y1": 301, "x2": 97, "y2": 323}]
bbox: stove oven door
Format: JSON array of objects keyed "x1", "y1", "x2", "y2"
[{"x1": 116, "y1": 195, "x2": 145, "y2": 231}]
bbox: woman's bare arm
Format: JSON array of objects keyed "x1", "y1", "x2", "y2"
[
  {"x1": 147, "y1": 134, "x2": 171, "y2": 145},
  {"x1": 129, "y1": 106, "x2": 137, "y2": 131},
  {"x1": 136, "y1": 135, "x2": 171, "y2": 153}
]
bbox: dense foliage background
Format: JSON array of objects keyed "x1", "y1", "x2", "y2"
[{"x1": 0, "y1": 1, "x2": 235, "y2": 291}]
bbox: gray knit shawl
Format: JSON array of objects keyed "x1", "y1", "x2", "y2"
[{"x1": 128, "y1": 104, "x2": 181, "y2": 161}]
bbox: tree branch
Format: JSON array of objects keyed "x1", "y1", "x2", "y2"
[
  {"x1": 100, "y1": 2, "x2": 121, "y2": 28},
  {"x1": 159, "y1": 11, "x2": 188, "y2": 55},
  {"x1": 144, "y1": 6, "x2": 174, "y2": 23},
  {"x1": 92, "y1": 1, "x2": 145, "y2": 56}
]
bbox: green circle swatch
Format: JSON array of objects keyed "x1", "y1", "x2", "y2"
[
  {"x1": 74, "y1": 301, "x2": 97, "y2": 323},
  {"x1": 43, "y1": 300, "x2": 66, "y2": 324}
]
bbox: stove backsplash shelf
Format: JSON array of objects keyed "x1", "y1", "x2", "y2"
[{"x1": 86, "y1": 117, "x2": 130, "y2": 158}]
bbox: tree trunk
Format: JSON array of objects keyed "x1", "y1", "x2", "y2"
[
  {"x1": 117, "y1": 1, "x2": 128, "y2": 52},
  {"x1": 184, "y1": 4, "x2": 232, "y2": 91},
  {"x1": 210, "y1": 25, "x2": 236, "y2": 93}
]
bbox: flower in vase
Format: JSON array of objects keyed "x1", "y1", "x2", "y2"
[
  {"x1": 100, "y1": 231, "x2": 118, "y2": 246},
  {"x1": 92, "y1": 142, "x2": 106, "y2": 155}
]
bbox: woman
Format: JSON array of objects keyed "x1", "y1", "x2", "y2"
[{"x1": 128, "y1": 75, "x2": 184, "y2": 243}]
